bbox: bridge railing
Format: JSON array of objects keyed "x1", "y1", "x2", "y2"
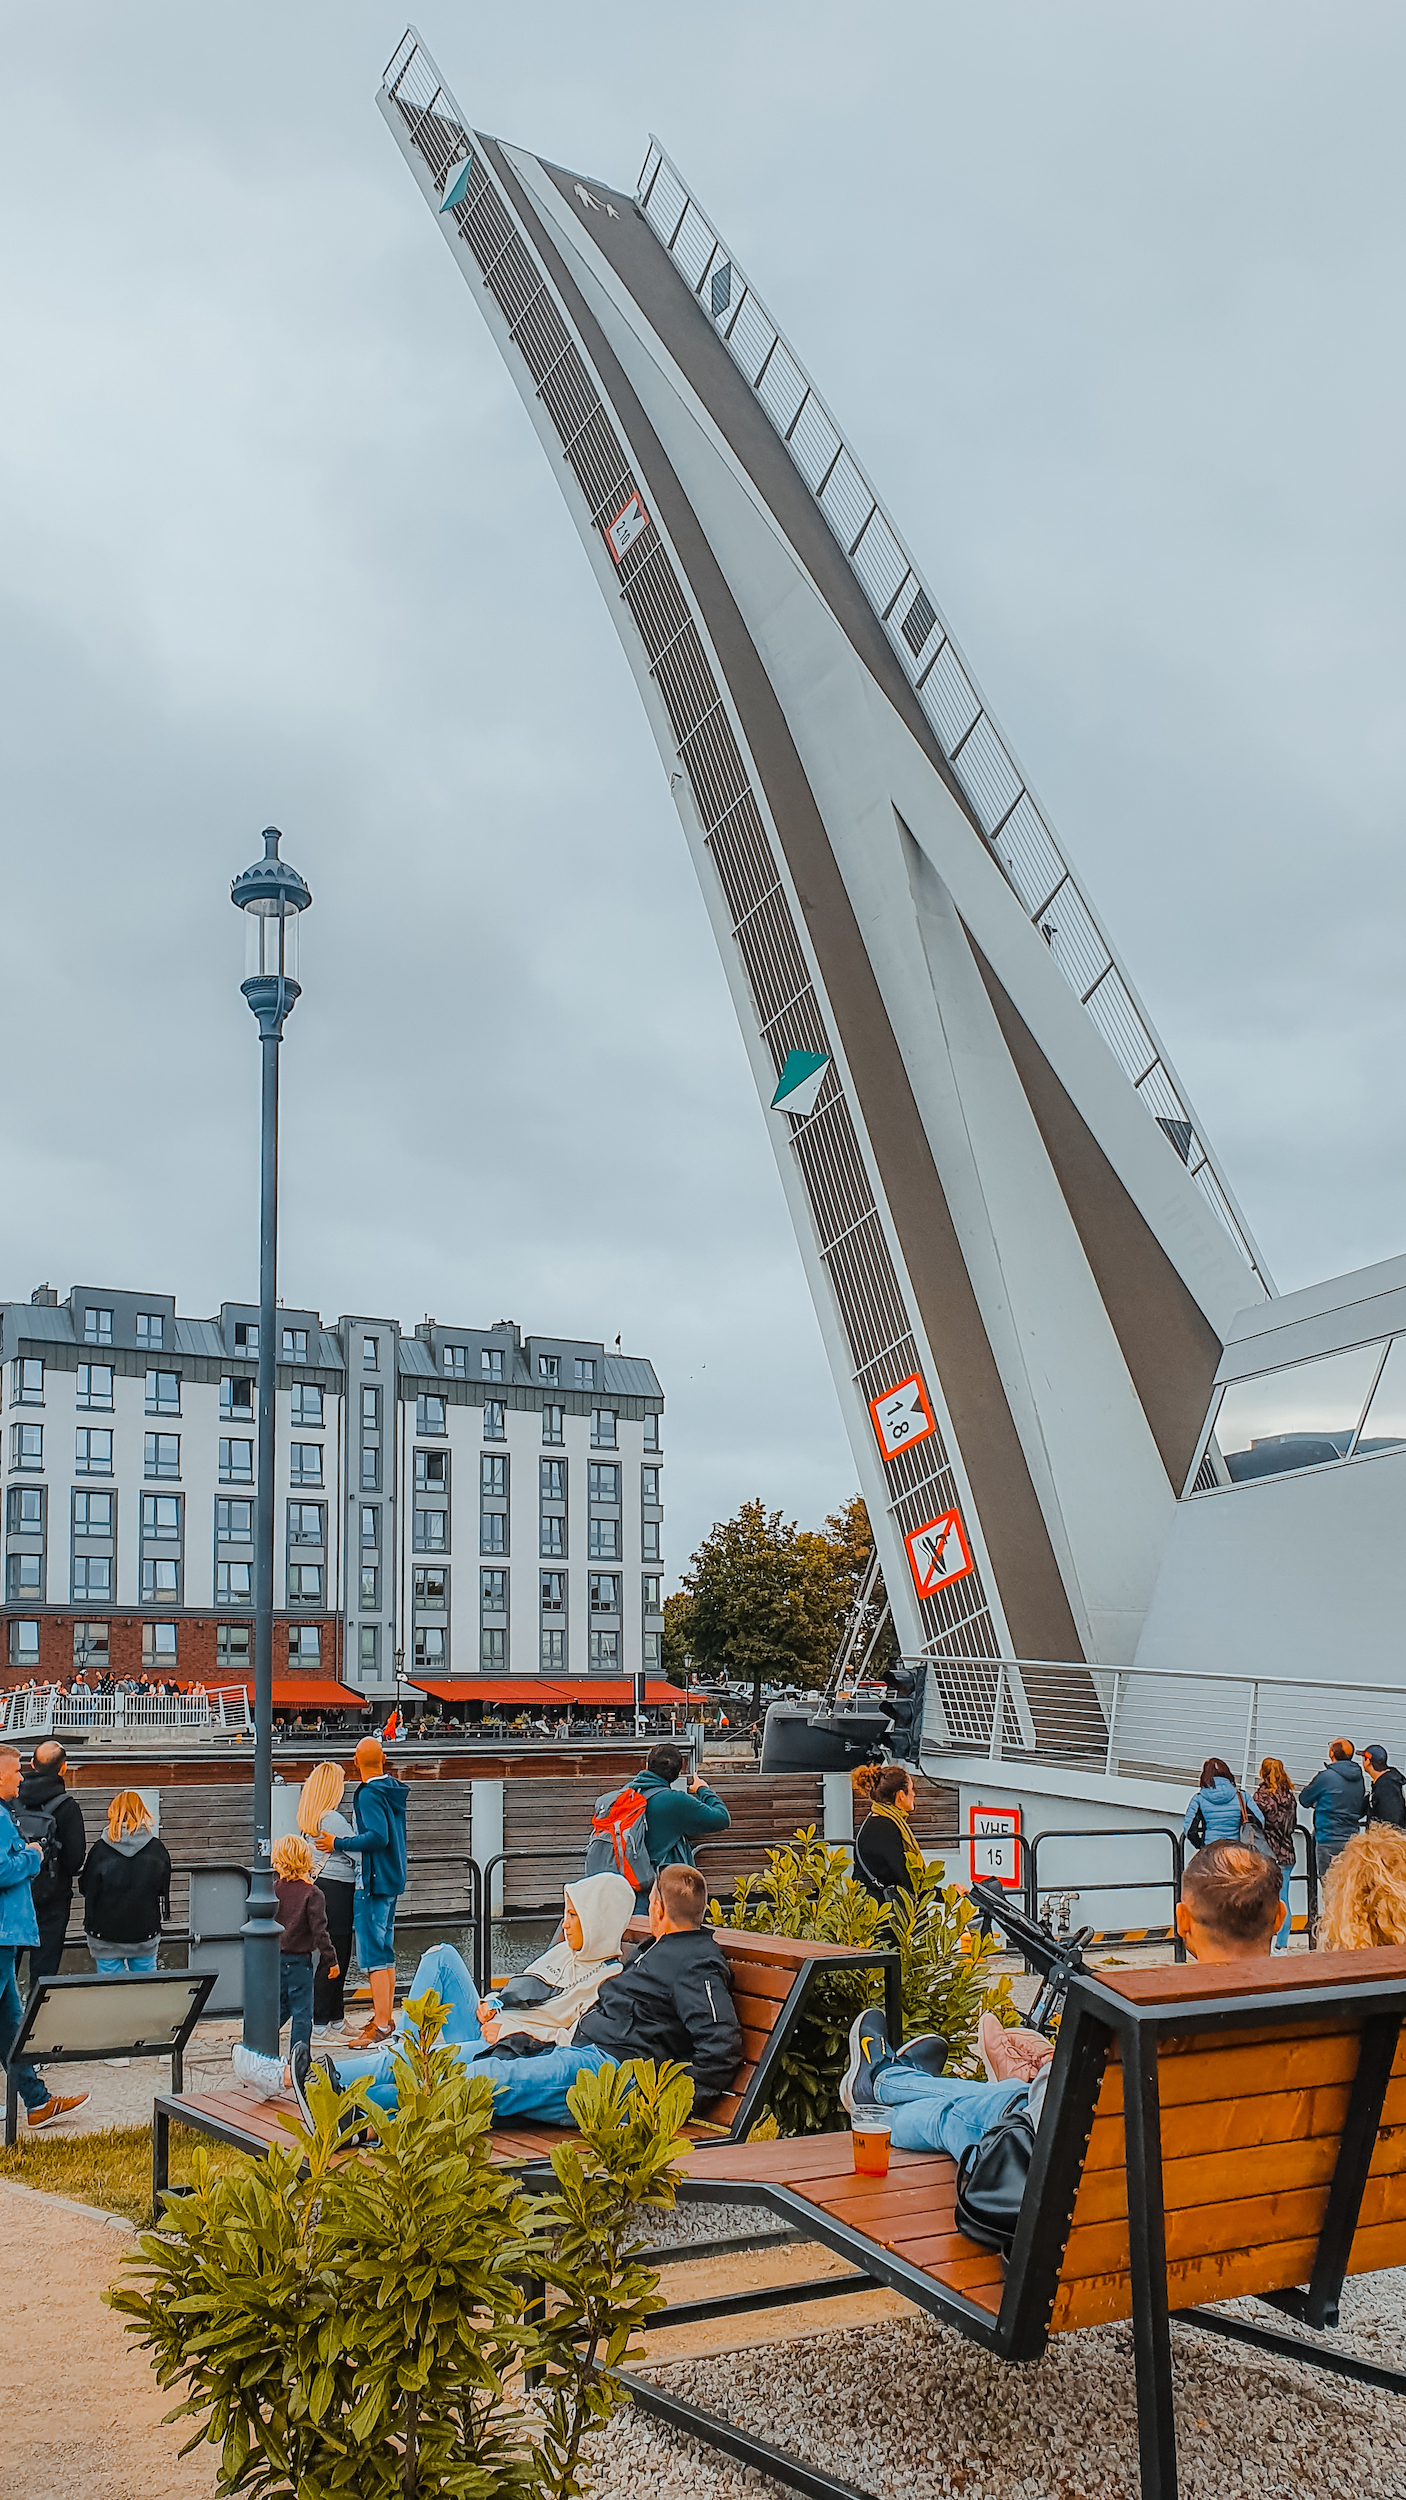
[{"x1": 0, "y1": 1686, "x2": 253, "y2": 1741}]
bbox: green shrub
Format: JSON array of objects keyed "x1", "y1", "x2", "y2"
[
  {"x1": 106, "y1": 1992, "x2": 692, "y2": 2499},
  {"x1": 713, "y1": 1827, "x2": 1018, "y2": 2134}
]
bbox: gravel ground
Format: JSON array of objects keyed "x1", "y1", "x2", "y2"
[{"x1": 583, "y1": 2274, "x2": 1406, "y2": 2500}]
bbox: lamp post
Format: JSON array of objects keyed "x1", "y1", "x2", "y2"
[{"x1": 231, "y1": 825, "x2": 312, "y2": 2055}]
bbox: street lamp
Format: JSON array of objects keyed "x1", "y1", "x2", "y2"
[{"x1": 231, "y1": 825, "x2": 312, "y2": 2056}]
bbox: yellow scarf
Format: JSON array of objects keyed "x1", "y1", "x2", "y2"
[{"x1": 866, "y1": 1798, "x2": 923, "y2": 1876}]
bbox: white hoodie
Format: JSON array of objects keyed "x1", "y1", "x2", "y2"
[{"x1": 494, "y1": 1871, "x2": 635, "y2": 2046}]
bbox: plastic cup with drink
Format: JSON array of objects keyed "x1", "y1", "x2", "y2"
[{"x1": 850, "y1": 2113, "x2": 892, "y2": 2177}]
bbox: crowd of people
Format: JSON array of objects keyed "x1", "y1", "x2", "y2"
[
  {"x1": 1180, "y1": 1735, "x2": 1405, "y2": 1951},
  {"x1": 10, "y1": 1671, "x2": 202, "y2": 1704}
]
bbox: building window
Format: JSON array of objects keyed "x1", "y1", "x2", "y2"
[
  {"x1": 643, "y1": 1631, "x2": 662, "y2": 1673},
  {"x1": 480, "y1": 1511, "x2": 506, "y2": 1556},
  {"x1": 361, "y1": 1505, "x2": 380, "y2": 1550},
  {"x1": 415, "y1": 1448, "x2": 447, "y2": 1491},
  {"x1": 481, "y1": 1455, "x2": 507, "y2": 1498},
  {"x1": 540, "y1": 1459, "x2": 567, "y2": 1501},
  {"x1": 281, "y1": 1326, "x2": 308, "y2": 1358},
  {"x1": 417, "y1": 1394, "x2": 447, "y2": 1436},
  {"x1": 217, "y1": 1497, "x2": 253, "y2": 1542},
  {"x1": 12, "y1": 1358, "x2": 43, "y2": 1405},
  {"x1": 136, "y1": 1312, "x2": 164, "y2": 1348},
  {"x1": 145, "y1": 1370, "x2": 180, "y2": 1416},
  {"x1": 141, "y1": 1494, "x2": 180, "y2": 1539},
  {"x1": 483, "y1": 1400, "x2": 505, "y2": 1442},
  {"x1": 540, "y1": 1515, "x2": 565, "y2": 1559},
  {"x1": 143, "y1": 1622, "x2": 178, "y2": 1665},
  {"x1": 289, "y1": 1563, "x2": 323, "y2": 1604},
  {"x1": 289, "y1": 1625, "x2": 322, "y2": 1666},
  {"x1": 588, "y1": 1518, "x2": 621, "y2": 1560},
  {"x1": 362, "y1": 1386, "x2": 380, "y2": 1430},
  {"x1": 221, "y1": 1377, "x2": 254, "y2": 1419},
  {"x1": 73, "y1": 1490, "x2": 113, "y2": 1536},
  {"x1": 538, "y1": 1354, "x2": 560, "y2": 1385},
  {"x1": 219, "y1": 1438, "x2": 252, "y2": 1484},
  {"x1": 642, "y1": 1575, "x2": 662, "y2": 1613},
  {"x1": 9, "y1": 1621, "x2": 40, "y2": 1666},
  {"x1": 642, "y1": 1522, "x2": 661, "y2": 1561},
  {"x1": 7, "y1": 1553, "x2": 42, "y2": 1600},
  {"x1": 288, "y1": 1502, "x2": 324, "y2": 1545},
  {"x1": 359, "y1": 1624, "x2": 379, "y2": 1677},
  {"x1": 480, "y1": 1568, "x2": 507, "y2": 1614},
  {"x1": 481, "y1": 1348, "x2": 504, "y2": 1381},
  {"x1": 290, "y1": 1383, "x2": 322, "y2": 1426},
  {"x1": 589, "y1": 1574, "x2": 619, "y2": 1614},
  {"x1": 574, "y1": 1359, "x2": 596, "y2": 1391},
  {"x1": 481, "y1": 1628, "x2": 506, "y2": 1670},
  {"x1": 76, "y1": 1364, "x2": 113, "y2": 1410},
  {"x1": 415, "y1": 1508, "x2": 447, "y2": 1552},
  {"x1": 642, "y1": 1467, "x2": 660, "y2": 1505},
  {"x1": 75, "y1": 1428, "x2": 112, "y2": 1476},
  {"x1": 542, "y1": 1404, "x2": 563, "y2": 1445},
  {"x1": 291, "y1": 1443, "x2": 324, "y2": 1487},
  {"x1": 144, "y1": 1433, "x2": 180, "y2": 1479},
  {"x1": 234, "y1": 1320, "x2": 259, "y2": 1353},
  {"x1": 216, "y1": 1623, "x2": 251, "y2": 1674},
  {"x1": 10, "y1": 1423, "x2": 42, "y2": 1470},
  {"x1": 591, "y1": 1411, "x2": 617, "y2": 1449},
  {"x1": 216, "y1": 1560, "x2": 252, "y2": 1602},
  {"x1": 540, "y1": 1571, "x2": 565, "y2": 1613},
  {"x1": 141, "y1": 1557, "x2": 180, "y2": 1601},
  {"x1": 84, "y1": 1307, "x2": 113, "y2": 1345},
  {"x1": 414, "y1": 1565, "x2": 447, "y2": 1607},
  {"x1": 72, "y1": 1621, "x2": 109, "y2": 1672},
  {"x1": 360, "y1": 1446, "x2": 380, "y2": 1491},
  {"x1": 589, "y1": 1463, "x2": 619, "y2": 1502},
  {"x1": 415, "y1": 1625, "x2": 447, "y2": 1670},
  {"x1": 589, "y1": 1630, "x2": 620, "y2": 1671},
  {"x1": 360, "y1": 1565, "x2": 379, "y2": 1610},
  {"x1": 363, "y1": 1336, "x2": 379, "y2": 1370},
  {"x1": 7, "y1": 1486, "x2": 42, "y2": 1533},
  {"x1": 541, "y1": 1628, "x2": 566, "y2": 1671},
  {"x1": 644, "y1": 1412, "x2": 661, "y2": 1452},
  {"x1": 443, "y1": 1345, "x2": 469, "y2": 1377}
]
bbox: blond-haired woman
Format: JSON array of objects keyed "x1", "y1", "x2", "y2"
[
  {"x1": 79, "y1": 1791, "x2": 172, "y2": 1974},
  {"x1": 298, "y1": 1762, "x2": 355, "y2": 2034},
  {"x1": 1317, "y1": 1824, "x2": 1406, "y2": 1951}
]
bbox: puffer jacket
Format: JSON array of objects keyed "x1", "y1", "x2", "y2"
[
  {"x1": 0, "y1": 1801, "x2": 40, "y2": 1948},
  {"x1": 1182, "y1": 1776, "x2": 1264, "y2": 1847},
  {"x1": 1299, "y1": 1758, "x2": 1366, "y2": 1849}
]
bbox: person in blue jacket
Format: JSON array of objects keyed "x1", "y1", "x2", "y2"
[
  {"x1": 0, "y1": 1746, "x2": 88, "y2": 2129},
  {"x1": 1182, "y1": 1757, "x2": 1265, "y2": 1852},
  {"x1": 1299, "y1": 1739, "x2": 1366, "y2": 1886},
  {"x1": 315, "y1": 1735, "x2": 408, "y2": 2048}
]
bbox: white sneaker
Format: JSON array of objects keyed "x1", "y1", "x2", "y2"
[{"x1": 232, "y1": 2043, "x2": 286, "y2": 2100}]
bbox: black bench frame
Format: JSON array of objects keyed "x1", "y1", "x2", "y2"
[
  {"x1": 618, "y1": 1890, "x2": 1406, "y2": 2500},
  {"x1": 6, "y1": 1969, "x2": 215, "y2": 2145}
]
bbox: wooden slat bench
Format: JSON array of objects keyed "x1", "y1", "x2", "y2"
[
  {"x1": 150, "y1": 1925, "x2": 899, "y2": 2216},
  {"x1": 620, "y1": 1905, "x2": 1406, "y2": 2500}
]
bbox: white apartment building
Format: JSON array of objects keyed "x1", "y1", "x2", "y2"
[{"x1": 1, "y1": 1285, "x2": 665, "y2": 1702}]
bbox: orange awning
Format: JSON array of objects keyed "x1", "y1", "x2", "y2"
[
  {"x1": 260, "y1": 1679, "x2": 365, "y2": 1707},
  {"x1": 410, "y1": 1678, "x2": 681, "y2": 1708}
]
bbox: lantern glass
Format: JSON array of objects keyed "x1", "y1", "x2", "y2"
[{"x1": 243, "y1": 901, "x2": 300, "y2": 985}]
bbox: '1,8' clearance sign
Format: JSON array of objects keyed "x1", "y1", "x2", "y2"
[{"x1": 868, "y1": 1373, "x2": 936, "y2": 1462}]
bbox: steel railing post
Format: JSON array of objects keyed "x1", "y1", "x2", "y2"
[
  {"x1": 1171, "y1": 1832, "x2": 1186, "y2": 1963},
  {"x1": 988, "y1": 1659, "x2": 1007, "y2": 1764},
  {"x1": 1240, "y1": 1682, "x2": 1258, "y2": 1788},
  {"x1": 1104, "y1": 1670, "x2": 1122, "y2": 1778}
]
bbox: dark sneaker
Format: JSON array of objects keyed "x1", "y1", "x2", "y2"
[
  {"x1": 840, "y1": 2008, "x2": 891, "y2": 2114},
  {"x1": 289, "y1": 2040, "x2": 316, "y2": 2131},
  {"x1": 895, "y1": 2031, "x2": 949, "y2": 2077}
]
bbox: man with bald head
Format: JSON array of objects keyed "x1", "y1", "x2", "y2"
[{"x1": 17, "y1": 1741, "x2": 86, "y2": 1987}]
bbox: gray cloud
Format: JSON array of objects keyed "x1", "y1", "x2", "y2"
[{"x1": 3, "y1": 2, "x2": 1403, "y2": 1573}]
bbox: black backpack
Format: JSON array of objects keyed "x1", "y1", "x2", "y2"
[
  {"x1": 954, "y1": 2104, "x2": 1038, "y2": 2257},
  {"x1": 12, "y1": 1797, "x2": 66, "y2": 1895}
]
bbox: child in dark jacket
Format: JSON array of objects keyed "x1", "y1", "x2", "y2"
[{"x1": 271, "y1": 1834, "x2": 336, "y2": 2055}]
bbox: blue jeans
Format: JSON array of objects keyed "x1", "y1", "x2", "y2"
[
  {"x1": 1274, "y1": 1859, "x2": 1293, "y2": 1951},
  {"x1": 93, "y1": 1949, "x2": 158, "y2": 1976},
  {"x1": 873, "y1": 2066, "x2": 1027, "y2": 2157},
  {"x1": 280, "y1": 1953, "x2": 314, "y2": 2049},
  {"x1": 337, "y1": 1943, "x2": 484, "y2": 2109},
  {"x1": 0, "y1": 1944, "x2": 48, "y2": 2113},
  {"x1": 353, "y1": 1891, "x2": 397, "y2": 1972}
]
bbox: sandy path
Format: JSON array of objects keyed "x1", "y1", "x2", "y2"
[{"x1": 0, "y1": 2183, "x2": 216, "y2": 2500}]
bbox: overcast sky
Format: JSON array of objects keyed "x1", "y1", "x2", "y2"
[{"x1": 3, "y1": 4, "x2": 1404, "y2": 1576}]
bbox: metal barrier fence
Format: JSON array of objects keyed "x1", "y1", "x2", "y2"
[{"x1": 0, "y1": 1686, "x2": 253, "y2": 1740}]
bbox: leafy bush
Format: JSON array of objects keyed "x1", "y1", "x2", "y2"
[
  {"x1": 713, "y1": 1827, "x2": 1018, "y2": 2134},
  {"x1": 107, "y1": 1992, "x2": 692, "y2": 2499}
]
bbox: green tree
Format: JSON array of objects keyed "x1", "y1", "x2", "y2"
[
  {"x1": 820, "y1": 1493, "x2": 900, "y2": 1676},
  {"x1": 679, "y1": 1499, "x2": 839, "y2": 1711},
  {"x1": 661, "y1": 1587, "x2": 693, "y2": 1685}
]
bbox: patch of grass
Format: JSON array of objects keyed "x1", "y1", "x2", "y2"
[{"x1": 0, "y1": 2121, "x2": 251, "y2": 2226}]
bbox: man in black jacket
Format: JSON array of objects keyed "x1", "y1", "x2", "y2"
[
  {"x1": 1363, "y1": 1746, "x2": 1406, "y2": 1828},
  {"x1": 17, "y1": 1745, "x2": 86, "y2": 1987}
]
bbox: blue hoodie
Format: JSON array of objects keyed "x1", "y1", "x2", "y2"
[
  {"x1": 1182, "y1": 1775, "x2": 1264, "y2": 1846},
  {"x1": 0, "y1": 1800, "x2": 40, "y2": 1948},
  {"x1": 331, "y1": 1774, "x2": 408, "y2": 1898}
]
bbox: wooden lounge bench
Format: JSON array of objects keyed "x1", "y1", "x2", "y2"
[
  {"x1": 150, "y1": 1925, "x2": 899, "y2": 2216},
  {"x1": 618, "y1": 1896, "x2": 1406, "y2": 2500}
]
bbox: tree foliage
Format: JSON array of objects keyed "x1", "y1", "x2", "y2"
[
  {"x1": 107, "y1": 1993, "x2": 691, "y2": 2499},
  {"x1": 667, "y1": 1495, "x2": 893, "y2": 1707},
  {"x1": 713, "y1": 1830, "x2": 1017, "y2": 2134}
]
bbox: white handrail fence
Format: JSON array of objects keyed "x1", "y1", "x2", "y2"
[{"x1": 0, "y1": 1686, "x2": 253, "y2": 1741}]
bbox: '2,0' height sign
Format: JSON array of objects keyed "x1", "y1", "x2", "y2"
[{"x1": 869, "y1": 1373, "x2": 936, "y2": 1462}]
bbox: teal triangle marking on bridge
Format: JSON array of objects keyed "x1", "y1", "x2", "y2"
[
  {"x1": 770, "y1": 1051, "x2": 830, "y2": 1117},
  {"x1": 440, "y1": 156, "x2": 476, "y2": 213}
]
